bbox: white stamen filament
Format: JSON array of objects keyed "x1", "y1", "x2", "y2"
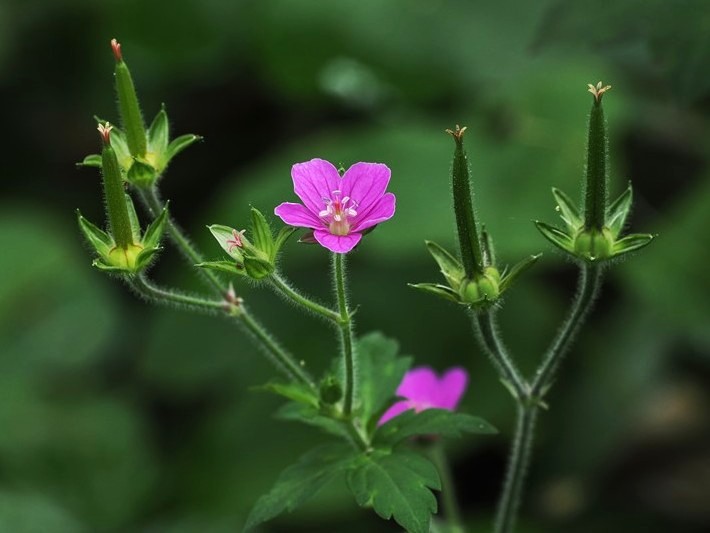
[{"x1": 318, "y1": 190, "x2": 358, "y2": 236}]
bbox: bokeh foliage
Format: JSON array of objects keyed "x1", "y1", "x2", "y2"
[{"x1": 0, "y1": 0, "x2": 708, "y2": 531}]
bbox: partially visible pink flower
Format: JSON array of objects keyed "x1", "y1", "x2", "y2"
[
  {"x1": 274, "y1": 158, "x2": 396, "y2": 254},
  {"x1": 378, "y1": 366, "x2": 469, "y2": 426}
]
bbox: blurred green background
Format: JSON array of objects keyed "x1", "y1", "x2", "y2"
[{"x1": 1, "y1": 0, "x2": 709, "y2": 531}]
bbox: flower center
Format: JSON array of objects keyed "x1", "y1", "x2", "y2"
[{"x1": 319, "y1": 190, "x2": 358, "y2": 236}]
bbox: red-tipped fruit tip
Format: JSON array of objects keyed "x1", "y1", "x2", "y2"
[
  {"x1": 110, "y1": 38, "x2": 122, "y2": 62},
  {"x1": 97, "y1": 122, "x2": 113, "y2": 144}
]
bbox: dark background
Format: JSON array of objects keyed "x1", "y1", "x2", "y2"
[{"x1": 0, "y1": 0, "x2": 709, "y2": 531}]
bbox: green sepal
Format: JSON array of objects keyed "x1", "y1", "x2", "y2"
[
  {"x1": 208, "y1": 224, "x2": 246, "y2": 262},
  {"x1": 127, "y1": 158, "x2": 157, "y2": 187},
  {"x1": 499, "y1": 253, "x2": 542, "y2": 293},
  {"x1": 373, "y1": 408, "x2": 497, "y2": 447},
  {"x1": 78, "y1": 154, "x2": 102, "y2": 168},
  {"x1": 425, "y1": 240, "x2": 464, "y2": 288},
  {"x1": 250, "y1": 207, "x2": 275, "y2": 259},
  {"x1": 167, "y1": 134, "x2": 202, "y2": 161},
  {"x1": 534, "y1": 221, "x2": 574, "y2": 253},
  {"x1": 255, "y1": 381, "x2": 319, "y2": 408},
  {"x1": 552, "y1": 187, "x2": 582, "y2": 231},
  {"x1": 142, "y1": 201, "x2": 169, "y2": 249},
  {"x1": 481, "y1": 225, "x2": 496, "y2": 267},
  {"x1": 244, "y1": 444, "x2": 356, "y2": 531},
  {"x1": 607, "y1": 183, "x2": 633, "y2": 238},
  {"x1": 134, "y1": 247, "x2": 160, "y2": 271},
  {"x1": 612, "y1": 233, "x2": 655, "y2": 256},
  {"x1": 91, "y1": 259, "x2": 128, "y2": 273},
  {"x1": 408, "y1": 283, "x2": 461, "y2": 303},
  {"x1": 124, "y1": 193, "x2": 142, "y2": 243},
  {"x1": 347, "y1": 450, "x2": 440, "y2": 533},
  {"x1": 147, "y1": 105, "x2": 169, "y2": 158},
  {"x1": 77, "y1": 211, "x2": 113, "y2": 256},
  {"x1": 195, "y1": 260, "x2": 246, "y2": 276},
  {"x1": 273, "y1": 226, "x2": 297, "y2": 255},
  {"x1": 244, "y1": 256, "x2": 274, "y2": 279}
]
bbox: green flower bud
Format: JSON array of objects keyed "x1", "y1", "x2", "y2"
[
  {"x1": 458, "y1": 267, "x2": 501, "y2": 306},
  {"x1": 573, "y1": 227, "x2": 614, "y2": 261},
  {"x1": 319, "y1": 375, "x2": 343, "y2": 405}
]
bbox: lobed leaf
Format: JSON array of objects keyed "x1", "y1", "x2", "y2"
[
  {"x1": 374, "y1": 408, "x2": 497, "y2": 447},
  {"x1": 346, "y1": 450, "x2": 440, "y2": 533}
]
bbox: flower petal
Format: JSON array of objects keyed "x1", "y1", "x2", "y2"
[
  {"x1": 396, "y1": 366, "x2": 438, "y2": 407},
  {"x1": 340, "y1": 162, "x2": 391, "y2": 221},
  {"x1": 377, "y1": 400, "x2": 413, "y2": 426},
  {"x1": 274, "y1": 202, "x2": 323, "y2": 229},
  {"x1": 352, "y1": 192, "x2": 396, "y2": 232},
  {"x1": 435, "y1": 367, "x2": 469, "y2": 410},
  {"x1": 291, "y1": 159, "x2": 342, "y2": 214},
  {"x1": 313, "y1": 229, "x2": 362, "y2": 254}
]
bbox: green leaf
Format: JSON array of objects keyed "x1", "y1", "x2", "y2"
[
  {"x1": 499, "y1": 253, "x2": 542, "y2": 293},
  {"x1": 142, "y1": 201, "x2": 169, "y2": 249},
  {"x1": 207, "y1": 224, "x2": 245, "y2": 261},
  {"x1": 346, "y1": 450, "x2": 440, "y2": 533},
  {"x1": 425, "y1": 240, "x2": 464, "y2": 287},
  {"x1": 612, "y1": 233, "x2": 655, "y2": 257},
  {"x1": 356, "y1": 332, "x2": 412, "y2": 428},
  {"x1": 147, "y1": 105, "x2": 169, "y2": 158},
  {"x1": 408, "y1": 282, "x2": 460, "y2": 303},
  {"x1": 256, "y1": 381, "x2": 319, "y2": 408},
  {"x1": 244, "y1": 443, "x2": 356, "y2": 531},
  {"x1": 78, "y1": 154, "x2": 102, "y2": 168},
  {"x1": 374, "y1": 409, "x2": 497, "y2": 447},
  {"x1": 534, "y1": 221, "x2": 574, "y2": 253},
  {"x1": 167, "y1": 134, "x2": 202, "y2": 161},
  {"x1": 552, "y1": 187, "x2": 582, "y2": 230},
  {"x1": 76, "y1": 211, "x2": 113, "y2": 256},
  {"x1": 250, "y1": 207, "x2": 275, "y2": 258},
  {"x1": 124, "y1": 193, "x2": 142, "y2": 243},
  {"x1": 195, "y1": 260, "x2": 245, "y2": 276},
  {"x1": 607, "y1": 183, "x2": 633, "y2": 238},
  {"x1": 274, "y1": 402, "x2": 346, "y2": 438}
]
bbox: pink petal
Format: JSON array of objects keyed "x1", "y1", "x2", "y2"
[
  {"x1": 377, "y1": 400, "x2": 413, "y2": 426},
  {"x1": 274, "y1": 202, "x2": 323, "y2": 229},
  {"x1": 340, "y1": 162, "x2": 391, "y2": 224},
  {"x1": 313, "y1": 229, "x2": 362, "y2": 254},
  {"x1": 291, "y1": 159, "x2": 342, "y2": 214},
  {"x1": 352, "y1": 192, "x2": 396, "y2": 232},
  {"x1": 435, "y1": 367, "x2": 469, "y2": 410},
  {"x1": 396, "y1": 367, "x2": 438, "y2": 407}
]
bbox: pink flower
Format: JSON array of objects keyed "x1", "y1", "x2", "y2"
[
  {"x1": 274, "y1": 158, "x2": 396, "y2": 254},
  {"x1": 378, "y1": 366, "x2": 469, "y2": 426}
]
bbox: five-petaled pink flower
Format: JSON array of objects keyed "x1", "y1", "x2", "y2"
[
  {"x1": 274, "y1": 158, "x2": 396, "y2": 254},
  {"x1": 378, "y1": 366, "x2": 469, "y2": 426}
]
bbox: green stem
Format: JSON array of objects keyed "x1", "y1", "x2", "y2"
[
  {"x1": 472, "y1": 312, "x2": 527, "y2": 399},
  {"x1": 341, "y1": 420, "x2": 369, "y2": 452},
  {"x1": 239, "y1": 310, "x2": 315, "y2": 388},
  {"x1": 128, "y1": 274, "x2": 225, "y2": 312},
  {"x1": 494, "y1": 404, "x2": 538, "y2": 533},
  {"x1": 530, "y1": 264, "x2": 603, "y2": 397},
  {"x1": 137, "y1": 186, "x2": 226, "y2": 296},
  {"x1": 430, "y1": 441, "x2": 464, "y2": 533},
  {"x1": 269, "y1": 273, "x2": 341, "y2": 323},
  {"x1": 333, "y1": 253, "x2": 356, "y2": 416}
]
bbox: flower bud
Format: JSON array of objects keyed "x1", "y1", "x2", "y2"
[
  {"x1": 319, "y1": 375, "x2": 343, "y2": 405},
  {"x1": 458, "y1": 267, "x2": 501, "y2": 306},
  {"x1": 573, "y1": 227, "x2": 614, "y2": 261}
]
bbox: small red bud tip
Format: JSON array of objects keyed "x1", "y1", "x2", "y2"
[
  {"x1": 97, "y1": 122, "x2": 113, "y2": 144},
  {"x1": 446, "y1": 124, "x2": 467, "y2": 141},
  {"x1": 110, "y1": 38, "x2": 122, "y2": 62},
  {"x1": 587, "y1": 81, "x2": 611, "y2": 102}
]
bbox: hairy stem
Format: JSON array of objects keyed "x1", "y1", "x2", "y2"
[
  {"x1": 531, "y1": 264, "x2": 603, "y2": 397},
  {"x1": 494, "y1": 404, "x2": 538, "y2": 533},
  {"x1": 128, "y1": 274, "x2": 225, "y2": 312},
  {"x1": 472, "y1": 311, "x2": 527, "y2": 398},
  {"x1": 269, "y1": 273, "x2": 341, "y2": 323},
  {"x1": 136, "y1": 186, "x2": 226, "y2": 295},
  {"x1": 429, "y1": 441, "x2": 464, "y2": 533},
  {"x1": 333, "y1": 253, "x2": 356, "y2": 416}
]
